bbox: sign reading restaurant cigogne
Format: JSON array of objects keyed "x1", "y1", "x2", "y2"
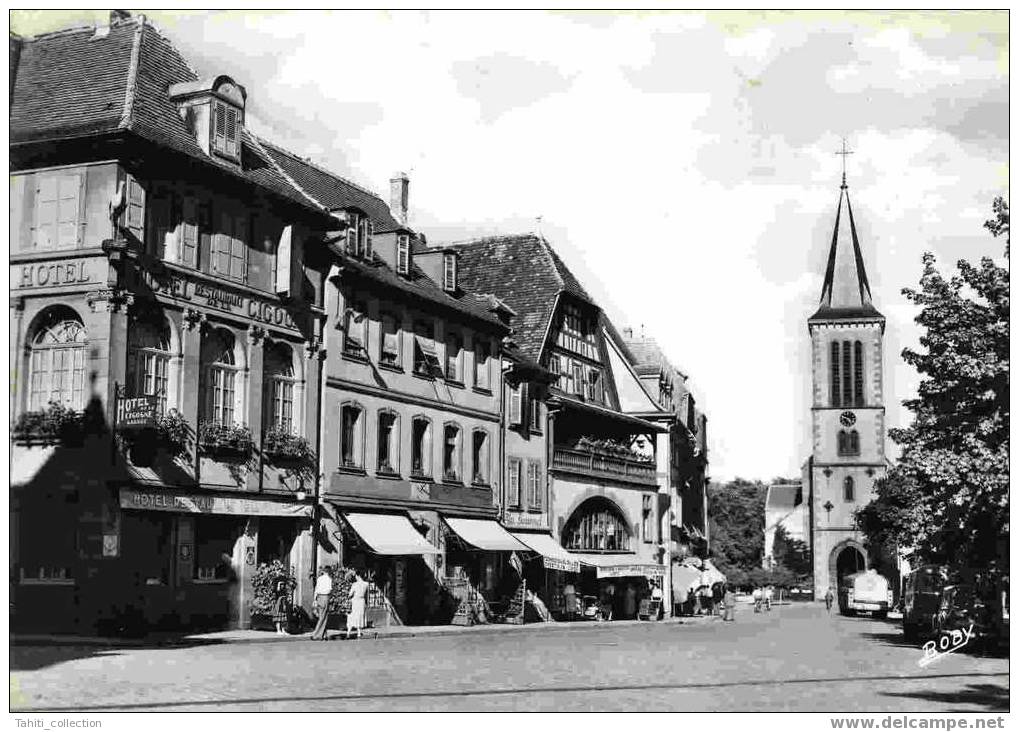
[
  {"x1": 596, "y1": 564, "x2": 666, "y2": 579},
  {"x1": 131, "y1": 264, "x2": 299, "y2": 331},
  {"x1": 120, "y1": 488, "x2": 312, "y2": 518}
]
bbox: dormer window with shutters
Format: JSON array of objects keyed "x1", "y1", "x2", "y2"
[
  {"x1": 342, "y1": 212, "x2": 374, "y2": 260},
  {"x1": 443, "y1": 253, "x2": 457, "y2": 292},
  {"x1": 168, "y1": 76, "x2": 247, "y2": 168}
]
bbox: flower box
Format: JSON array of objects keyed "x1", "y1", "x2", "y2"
[
  {"x1": 197, "y1": 421, "x2": 253, "y2": 457},
  {"x1": 262, "y1": 428, "x2": 315, "y2": 464},
  {"x1": 12, "y1": 403, "x2": 85, "y2": 446}
]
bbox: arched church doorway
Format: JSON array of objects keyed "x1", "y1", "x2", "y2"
[{"x1": 828, "y1": 541, "x2": 867, "y2": 594}]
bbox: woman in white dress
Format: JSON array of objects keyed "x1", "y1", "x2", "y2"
[{"x1": 346, "y1": 571, "x2": 369, "y2": 639}]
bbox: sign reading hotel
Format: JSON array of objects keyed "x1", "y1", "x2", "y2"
[
  {"x1": 16, "y1": 259, "x2": 92, "y2": 288},
  {"x1": 120, "y1": 488, "x2": 312, "y2": 518},
  {"x1": 134, "y1": 267, "x2": 299, "y2": 331},
  {"x1": 117, "y1": 396, "x2": 158, "y2": 429},
  {"x1": 596, "y1": 564, "x2": 666, "y2": 580}
]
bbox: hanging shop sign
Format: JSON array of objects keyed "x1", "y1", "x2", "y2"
[
  {"x1": 117, "y1": 395, "x2": 158, "y2": 429},
  {"x1": 120, "y1": 488, "x2": 313, "y2": 518},
  {"x1": 596, "y1": 564, "x2": 666, "y2": 580}
]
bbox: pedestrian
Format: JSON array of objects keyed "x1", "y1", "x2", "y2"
[
  {"x1": 825, "y1": 586, "x2": 834, "y2": 614},
  {"x1": 764, "y1": 585, "x2": 774, "y2": 612},
  {"x1": 624, "y1": 583, "x2": 637, "y2": 619},
  {"x1": 723, "y1": 584, "x2": 736, "y2": 622},
  {"x1": 272, "y1": 578, "x2": 291, "y2": 635},
  {"x1": 310, "y1": 568, "x2": 333, "y2": 641},
  {"x1": 651, "y1": 580, "x2": 664, "y2": 620},
  {"x1": 752, "y1": 586, "x2": 762, "y2": 613},
  {"x1": 346, "y1": 570, "x2": 369, "y2": 639}
]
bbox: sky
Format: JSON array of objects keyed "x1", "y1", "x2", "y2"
[{"x1": 14, "y1": 10, "x2": 1009, "y2": 481}]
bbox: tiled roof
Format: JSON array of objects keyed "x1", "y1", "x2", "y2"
[
  {"x1": 10, "y1": 17, "x2": 326, "y2": 216},
  {"x1": 444, "y1": 234, "x2": 596, "y2": 361},
  {"x1": 260, "y1": 141, "x2": 404, "y2": 232},
  {"x1": 623, "y1": 335, "x2": 687, "y2": 380},
  {"x1": 329, "y1": 245, "x2": 507, "y2": 330}
]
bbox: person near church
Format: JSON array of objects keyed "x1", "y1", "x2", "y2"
[
  {"x1": 563, "y1": 582, "x2": 577, "y2": 619},
  {"x1": 346, "y1": 570, "x2": 369, "y2": 639},
  {"x1": 825, "y1": 587, "x2": 835, "y2": 614},
  {"x1": 723, "y1": 584, "x2": 736, "y2": 622},
  {"x1": 752, "y1": 586, "x2": 763, "y2": 613},
  {"x1": 764, "y1": 585, "x2": 774, "y2": 611},
  {"x1": 310, "y1": 568, "x2": 333, "y2": 641}
]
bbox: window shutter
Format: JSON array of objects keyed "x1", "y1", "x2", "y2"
[
  {"x1": 213, "y1": 212, "x2": 230, "y2": 275},
  {"x1": 383, "y1": 323, "x2": 400, "y2": 357},
  {"x1": 213, "y1": 101, "x2": 227, "y2": 153},
  {"x1": 180, "y1": 198, "x2": 198, "y2": 267},
  {"x1": 365, "y1": 220, "x2": 374, "y2": 259},
  {"x1": 532, "y1": 464, "x2": 543, "y2": 510},
  {"x1": 225, "y1": 107, "x2": 238, "y2": 158},
  {"x1": 56, "y1": 175, "x2": 82, "y2": 249},
  {"x1": 507, "y1": 460, "x2": 520, "y2": 507},
  {"x1": 126, "y1": 175, "x2": 145, "y2": 242},
  {"x1": 510, "y1": 385, "x2": 522, "y2": 425},
  {"x1": 34, "y1": 176, "x2": 59, "y2": 248},
  {"x1": 230, "y1": 215, "x2": 247, "y2": 281},
  {"x1": 275, "y1": 224, "x2": 293, "y2": 295},
  {"x1": 397, "y1": 236, "x2": 409, "y2": 274}
]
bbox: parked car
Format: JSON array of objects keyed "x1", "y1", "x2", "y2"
[
  {"x1": 903, "y1": 565, "x2": 946, "y2": 642},
  {"x1": 838, "y1": 569, "x2": 891, "y2": 618}
]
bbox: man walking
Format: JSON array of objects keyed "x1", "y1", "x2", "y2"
[
  {"x1": 310, "y1": 568, "x2": 333, "y2": 641},
  {"x1": 723, "y1": 584, "x2": 736, "y2": 622},
  {"x1": 825, "y1": 586, "x2": 834, "y2": 614}
]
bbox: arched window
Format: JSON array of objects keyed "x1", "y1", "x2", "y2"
[
  {"x1": 411, "y1": 416, "x2": 432, "y2": 477},
  {"x1": 128, "y1": 316, "x2": 173, "y2": 415},
  {"x1": 830, "y1": 341, "x2": 841, "y2": 407},
  {"x1": 27, "y1": 308, "x2": 87, "y2": 411},
  {"x1": 563, "y1": 498, "x2": 631, "y2": 552},
  {"x1": 842, "y1": 340, "x2": 852, "y2": 410},
  {"x1": 849, "y1": 429, "x2": 860, "y2": 456},
  {"x1": 377, "y1": 410, "x2": 400, "y2": 475},
  {"x1": 201, "y1": 329, "x2": 243, "y2": 426},
  {"x1": 443, "y1": 423, "x2": 462, "y2": 482},
  {"x1": 837, "y1": 430, "x2": 848, "y2": 456},
  {"x1": 264, "y1": 341, "x2": 298, "y2": 434},
  {"x1": 843, "y1": 476, "x2": 855, "y2": 502},
  {"x1": 853, "y1": 341, "x2": 864, "y2": 406},
  {"x1": 340, "y1": 402, "x2": 365, "y2": 469}
]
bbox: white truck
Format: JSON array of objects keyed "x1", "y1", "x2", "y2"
[{"x1": 839, "y1": 569, "x2": 892, "y2": 618}]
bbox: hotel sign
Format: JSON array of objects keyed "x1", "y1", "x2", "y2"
[
  {"x1": 135, "y1": 267, "x2": 299, "y2": 331},
  {"x1": 120, "y1": 488, "x2": 312, "y2": 518},
  {"x1": 596, "y1": 564, "x2": 666, "y2": 580},
  {"x1": 117, "y1": 396, "x2": 158, "y2": 429},
  {"x1": 16, "y1": 259, "x2": 92, "y2": 288}
]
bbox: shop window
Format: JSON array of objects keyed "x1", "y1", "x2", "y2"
[
  {"x1": 264, "y1": 341, "x2": 298, "y2": 434},
  {"x1": 194, "y1": 515, "x2": 237, "y2": 582},
  {"x1": 526, "y1": 461, "x2": 542, "y2": 511},
  {"x1": 445, "y1": 331, "x2": 462, "y2": 382},
  {"x1": 563, "y1": 498, "x2": 631, "y2": 552},
  {"x1": 377, "y1": 411, "x2": 400, "y2": 475},
  {"x1": 411, "y1": 417, "x2": 432, "y2": 477},
  {"x1": 128, "y1": 315, "x2": 173, "y2": 416},
  {"x1": 642, "y1": 494, "x2": 653, "y2": 543},
  {"x1": 340, "y1": 403, "x2": 365, "y2": 470},
  {"x1": 33, "y1": 172, "x2": 82, "y2": 250},
  {"x1": 27, "y1": 307, "x2": 87, "y2": 411},
  {"x1": 380, "y1": 313, "x2": 401, "y2": 368},
  {"x1": 443, "y1": 423, "x2": 462, "y2": 482},
  {"x1": 474, "y1": 339, "x2": 490, "y2": 390},
  {"x1": 472, "y1": 430, "x2": 489, "y2": 485},
  {"x1": 343, "y1": 295, "x2": 368, "y2": 358},
  {"x1": 201, "y1": 329, "x2": 244, "y2": 426},
  {"x1": 507, "y1": 458, "x2": 522, "y2": 508},
  {"x1": 18, "y1": 493, "x2": 77, "y2": 584}
]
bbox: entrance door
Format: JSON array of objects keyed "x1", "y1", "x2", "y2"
[
  {"x1": 258, "y1": 518, "x2": 298, "y2": 567},
  {"x1": 836, "y1": 545, "x2": 866, "y2": 585}
]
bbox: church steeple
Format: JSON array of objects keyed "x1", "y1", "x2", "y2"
[{"x1": 811, "y1": 172, "x2": 883, "y2": 322}]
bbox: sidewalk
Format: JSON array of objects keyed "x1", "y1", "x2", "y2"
[{"x1": 12, "y1": 614, "x2": 720, "y2": 648}]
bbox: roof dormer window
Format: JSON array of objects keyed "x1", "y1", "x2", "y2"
[
  {"x1": 397, "y1": 235, "x2": 411, "y2": 275},
  {"x1": 212, "y1": 99, "x2": 241, "y2": 160},
  {"x1": 443, "y1": 252, "x2": 457, "y2": 292},
  {"x1": 342, "y1": 213, "x2": 374, "y2": 260}
]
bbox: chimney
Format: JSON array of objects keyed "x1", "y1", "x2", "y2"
[
  {"x1": 110, "y1": 9, "x2": 132, "y2": 23},
  {"x1": 390, "y1": 171, "x2": 409, "y2": 226}
]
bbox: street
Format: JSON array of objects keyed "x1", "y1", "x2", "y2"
[{"x1": 10, "y1": 603, "x2": 1008, "y2": 712}]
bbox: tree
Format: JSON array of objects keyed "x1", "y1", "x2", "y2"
[
  {"x1": 772, "y1": 524, "x2": 811, "y2": 579},
  {"x1": 707, "y1": 478, "x2": 767, "y2": 579},
  {"x1": 860, "y1": 198, "x2": 1009, "y2": 580}
]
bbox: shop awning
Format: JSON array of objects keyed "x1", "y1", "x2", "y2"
[
  {"x1": 672, "y1": 565, "x2": 702, "y2": 598},
  {"x1": 444, "y1": 517, "x2": 528, "y2": 551},
  {"x1": 510, "y1": 531, "x2": 582, "y2": 573},
  {"x1": 700, "y1": 559, "x2": 726, "y2": 586},
  {"x1": 572, "y1": 553, "x2": 666, "y2": 579},
  {"x1": 343, "y1": 512, "x2": 440, "y2": 555}
]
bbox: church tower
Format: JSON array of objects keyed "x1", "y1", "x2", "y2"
[{"x1": 803, "y1": 166, "x2": 888, "y2": 597}]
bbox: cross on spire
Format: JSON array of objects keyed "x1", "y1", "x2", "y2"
[{"x1": 836, "y1": 138, "x2": 854, "y2": 189}]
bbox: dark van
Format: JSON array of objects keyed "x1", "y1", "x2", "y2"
[{"x1": 903, "y1": 565, "x2": 946, "y2": 641}]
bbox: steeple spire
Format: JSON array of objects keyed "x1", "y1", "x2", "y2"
[{"x1": 813, "y1": 145, "x2": 882, "y2": 321}]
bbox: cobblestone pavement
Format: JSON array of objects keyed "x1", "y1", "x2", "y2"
[{"x1": 10, "y1": 603, "x2": 1008, "y2": 712}]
